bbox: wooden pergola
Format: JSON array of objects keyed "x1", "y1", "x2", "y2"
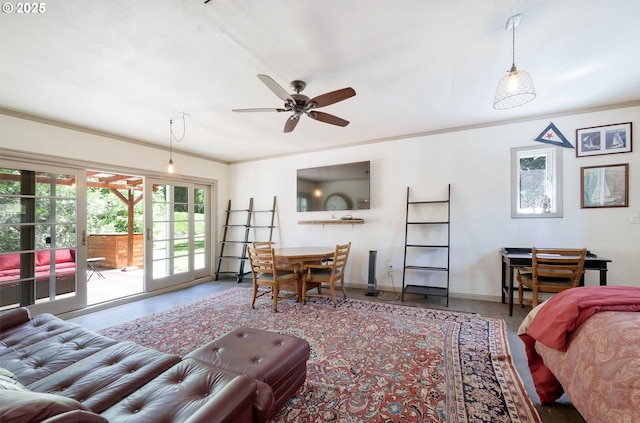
[
  {"x1": 0, "y1": 170, "x2": 147, "y2": 268},
  {"x1": 86, "y1": 172, "x2": 144, "y2": 268}
]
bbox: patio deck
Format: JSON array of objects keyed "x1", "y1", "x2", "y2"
[{"x1": 88, "y1": 266, "x2": 143, "y2": 305}]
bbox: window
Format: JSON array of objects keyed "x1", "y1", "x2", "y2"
[
  {"x1": 0, "y1": 166, "x2": 80, "y2": 311},
  {"x1": 511, "y1": 146, "x2": 563, "y2": 218}
]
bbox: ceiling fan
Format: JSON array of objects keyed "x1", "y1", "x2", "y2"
[{"x1": 232, "y1": 74, "x2": 356, "y2": 133}]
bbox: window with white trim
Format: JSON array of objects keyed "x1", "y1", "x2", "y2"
[{"x1": 511, "y1": 145, "x2": 562, "y2": 218}]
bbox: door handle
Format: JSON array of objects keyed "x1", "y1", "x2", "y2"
[{"x1": 147, "y1": 228, "x2": 152, "y2": 241}]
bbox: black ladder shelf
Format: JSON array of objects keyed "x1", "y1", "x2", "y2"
[
  {"x1": 214, "y1": 196, "x2": 277, "y2": 283},
  {"x1": 402, "y1": 185, "x2": 451, "y2": 306}
]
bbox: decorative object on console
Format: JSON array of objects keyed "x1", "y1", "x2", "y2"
[
  {"x1": 160, "y1": 112, "x2": 189, "y2": 179},
  {"x1": 580, "y1": 163, "x2": 629, "y2": 208},
  {"x1": 576, "y1": 122, "x2": 632, "y2": 157},
  {"x1": 493, "y1": 14, "x2": 536, "y2": 109}
]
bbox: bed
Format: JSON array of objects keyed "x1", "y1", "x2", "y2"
[{"x1": 518, "y1": 286, "x2": 640, "y2": 423}]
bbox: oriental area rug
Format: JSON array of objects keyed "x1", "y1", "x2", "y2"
[{"x1": 99, "y1": 287, "x2": 541, "y2": 423}]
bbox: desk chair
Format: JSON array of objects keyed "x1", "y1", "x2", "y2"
[
  {"x1": 302, "y1": 242, "x2": 351, "y2": 307},
  {"x1": 247, "y1": 246, "x2": 298, "y2": 312},
  {"x1": 517, "y1": 247, "x2": 587, "y2": 308}
]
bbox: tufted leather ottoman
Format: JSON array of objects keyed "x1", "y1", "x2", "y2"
[{"x1": 186, "y1": 327, "x2": 310, "y2": 419}]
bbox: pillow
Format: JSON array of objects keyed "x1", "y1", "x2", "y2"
[
  {"x1": 36, "y1": 249, "x2": 74, "y2": 266},
  {"x1": 0, "y1": 390, "x2": 92, "y2": 422},
  {"x1": 0, "y1": 368, "x2": 26, "y2": 392},
  {"x1": 0, "y1": 254, "x2": 20, "y2": 272}
]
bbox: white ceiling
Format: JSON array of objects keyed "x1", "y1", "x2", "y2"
[{"x1": 1, "y1": 0, "x2": 639, "y2": 163}]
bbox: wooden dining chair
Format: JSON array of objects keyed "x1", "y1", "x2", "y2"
[
  {"x1": 252, "y1": 241, "x2": 272, "y2": 250},
  {"x1": 301, "y1": 242, "x2": 351, "y2": 307},
  {"x1": 517, "y1": 247, "x2": 587, "y2": 308},
  {"x1": 247, "y1": 246, "x2": 298, "y2": 312}
]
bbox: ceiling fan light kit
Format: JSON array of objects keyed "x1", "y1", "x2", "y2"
[
  {"x1": 233, "y1": 74, "x2": 356, "y2": 133},
  {"x1": 493, "y1": 13, "x2": 536, "y2": 110}
]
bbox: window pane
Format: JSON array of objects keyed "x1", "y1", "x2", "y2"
[
  {"x1": 0, "y1": 167, "x2": 77, "y2": 308},
  {"x1": 511, "y1": 146, "x2": 562, "y2": 218},
  {"x1": 518, "y1": 153, "x2": 547, "y2": 213}
]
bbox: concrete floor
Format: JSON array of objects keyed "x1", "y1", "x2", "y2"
[{"x1": 69, "y1": 280, "x2": 585, "y2": 423}]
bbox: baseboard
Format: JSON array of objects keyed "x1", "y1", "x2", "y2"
[{"x1": 347, "y1": 282, "x2": 502, "y2": 303}]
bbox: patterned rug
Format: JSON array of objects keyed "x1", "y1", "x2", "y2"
[{"x1": 100, "y1": 287, "x2": 540, "y2": 423}]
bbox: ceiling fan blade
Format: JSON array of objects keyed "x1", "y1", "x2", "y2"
[
  {"x1": 284, "y1": 115, "x2": 301, "y2": 133},
  {"x1": 257, "y1": 74, "x2": 294, "y2": 103},
  {"x1": 307, "y1": 111, "x2": 349, "y2": 127},
  {"x1": 232, "y1": 108, "x2": 287, "y2": 113},
  {"x1": 308, "y1": 87, "x2": 356, "y2": 108}
]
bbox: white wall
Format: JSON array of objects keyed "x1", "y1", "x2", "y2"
[
  {"x1": 229, "y1": 105, "x2": 639, "y2": 300},
  {"x1": 2, "y1": 106, "x2": 638, "y2": 302},
  {"x1": 0, "y1": 112, "x2": 230, "y2": 217}
]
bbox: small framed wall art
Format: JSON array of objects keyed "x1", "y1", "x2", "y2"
[
  {"x1": 576, "y1": 122, "x2": 632, "y2": 157},
  {"x1": 580, "y1": 163, "x2": 629, "y2": 208}
]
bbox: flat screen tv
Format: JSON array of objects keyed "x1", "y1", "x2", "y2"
[{"x1": 297, "y1": 161, "x2": 370, "y2": 212}]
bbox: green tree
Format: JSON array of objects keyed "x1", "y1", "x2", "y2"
[{"x1": 87, "y1": 188, "x2": 143, "y2": 234}]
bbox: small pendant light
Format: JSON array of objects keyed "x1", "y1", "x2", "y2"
[{"x1": 493, "y1": 14, "x2": 536, "y2": 110}]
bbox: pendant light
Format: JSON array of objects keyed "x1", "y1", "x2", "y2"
[
  {"x1": 493, "y1": 14, "x2": 536, "y2": 110},
  {"x1": 161, "y1": 113, "x2": 188, "y2": 179}
]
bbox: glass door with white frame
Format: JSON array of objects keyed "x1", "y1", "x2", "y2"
[
  {"x1": 193, "y1": 184, "x2": 210, "y2": 279},
  {"x1": 145, "y1": 179, "x2": 210, "y2": 291},
  {"x1": 0, "y1": 163, "x2": 86, "y2": 315}
]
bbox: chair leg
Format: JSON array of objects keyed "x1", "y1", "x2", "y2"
[
  {"x1": 339, "y1": 276, "x2": 347, "y2": 299},
  {"x1": 518, "y1": 283, "x2": 523, "y2": 306},
  {"x1": 532, "y1": 286, "x2": 539, "y2": 308},
  {"x1": 301, "y1": 278, "x2": 307, "y2": 304},
  {"x1": 330, "y1": 282, "x2": 337, "y2": 307},
  {"x1": 295, "y1": 277, "x2": 302, "y2": 303},
  {"x1": 272, "y1": 285, "x2": 279, "y2": 312},
  {"x1": 252, "y1": 283, "x2": 258, "y2": 309}
]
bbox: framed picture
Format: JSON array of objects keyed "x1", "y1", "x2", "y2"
[
  {"x1": 576, "y1": 122, "x2": 632, "y2": 157},
  {"x1": 581, "y1": 163, "x2": 629, "y2": 208}
]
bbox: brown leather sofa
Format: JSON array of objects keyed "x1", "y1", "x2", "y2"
[{"x1": 0, "y1": 308, "x2": 310, "y2": 423}]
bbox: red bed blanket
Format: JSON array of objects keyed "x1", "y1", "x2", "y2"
[{"x1": 519, "y1": 286, "x2": 640, "y2": 404}]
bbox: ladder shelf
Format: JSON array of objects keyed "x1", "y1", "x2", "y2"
[
  {"x1": 215, "y1": 196, "x2": 277, "y2": 283},
  {"x1": 402, "y1": 185, "x2": 451, "y2": 306}
]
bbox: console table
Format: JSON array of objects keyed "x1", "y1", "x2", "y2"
[{"x1": 500, "y1": 247, "x2": 611, "y2": 316}]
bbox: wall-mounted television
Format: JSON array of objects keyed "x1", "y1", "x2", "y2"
[{"x1": 297, "y1": 161, "x2": 370, "y2": 212}]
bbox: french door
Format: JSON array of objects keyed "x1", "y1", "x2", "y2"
[
  {"x1": 144, "y1": 179, "x2": 210, "y2": 291},
  {"x1": 0, "y1": 161, "x2": 86, "y2": 315}
]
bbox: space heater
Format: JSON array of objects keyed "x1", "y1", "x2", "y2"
[{"x1": 366, "y1": 250, "x2": 380, "y2": 296}]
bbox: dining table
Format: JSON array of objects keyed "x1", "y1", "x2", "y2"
[{"x1": 273, "y1": 246, "x2": 335, "y2": 298}]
